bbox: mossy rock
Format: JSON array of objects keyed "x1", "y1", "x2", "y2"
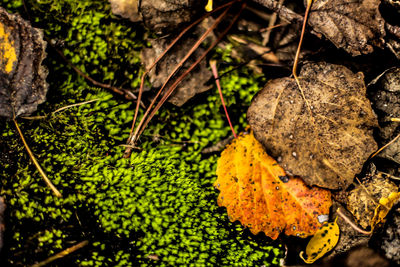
[{"x1": 0, "y1": 0, "x2": 283, "y2": 265}]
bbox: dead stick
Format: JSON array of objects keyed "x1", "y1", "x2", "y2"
[
  {"x1": 21, "y1": 99, "x2": 101, "y2": 120},
  {"x1": 370, "y1": 133, "x2": 400, "y2": 159},
  {"x1": 336, "y1": 208, "x2": 371, "y2": 235},
  {"x1": 53, "y1": 48, "x2": 144, "y2": 107},
  {"x1": 13, "y1": 118, "x2": 62, "y2": 198},
  {"x1": 251, "y1": 0, "x2": 303, "y2": 23},
  {"x1": 31, "y1": 240, "x2": 89, "y2": 267}
]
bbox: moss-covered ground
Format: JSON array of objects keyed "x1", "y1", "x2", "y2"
[{"x1": 0, "y1": 0, "x2": 283, "y2": 265}]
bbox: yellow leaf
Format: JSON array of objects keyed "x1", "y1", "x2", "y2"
[
  {"x1": 215, "y1": 132, "x2": 332, "y2": 239},
  {"x1": 205, "y1": 0, "x2": 213, "y2": 12},
  {"x1": 370, "y1": 192, "x2": 400, "y2": 231},
  {"x1": 300, "y1": 218, "x2": 340, "y2": 264}
]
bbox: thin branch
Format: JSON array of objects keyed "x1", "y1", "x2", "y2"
[
  {"x1": 21, "y1": 99, "x2": 101, "y2": 120},
  {"x1": 370, "y1": 132, "x2": 400, "y2": 159},
  {"x1": 13, "y1": 118, "x2": 62, "y2": 198},
  {"x1": 336, "y1": 208, "x2": 372, "y2": 235},
  {"x1": 31, "y1": 240, "x2": 88, "y2": 267},
  {"x1": 124, "y1": 2, "x2": 237, "y2": 157},
  {"x1": 210, "y1": 60, "x2": 237, "y2": 138},
  {"x1": 128, "y1": 0, "x2": 238, "y2": 151},
  {"x1": 130, "y1": 3, "x2": 246, "y2": 154},
  {"x1": 53, "y1": 48, "x2": 144, "y2": 107},
  {"x1": 251, "y1": 0, "x2": 303, "y2": 23}
]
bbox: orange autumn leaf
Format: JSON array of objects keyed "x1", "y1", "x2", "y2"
[{"x1": 215, "y1": 132, "x2": 332, "y2": 240}]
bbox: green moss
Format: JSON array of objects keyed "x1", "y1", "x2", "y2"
[{"x1": 0, "y1": 0, "x2": 283, "y2": 266}]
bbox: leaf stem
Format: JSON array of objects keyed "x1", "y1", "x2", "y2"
[{"x1": 292, "y1": 0, "x2": 313, "y2": 116}]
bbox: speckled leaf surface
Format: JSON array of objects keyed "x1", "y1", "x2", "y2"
[
  {"x1": 300, "y1": 219, "x2": 340, "y2": 264},
  {"x1": 215, "y1": 132, "x2": 332, "y2": 240},
  {"x1": 309, "y1": 0, "x2": 385, "y2": 56},
  {"x1": 0, "y1": 7, "x2": 48, "y2": 119},
  {"x1": 247, "y1": 62, "x2": 378, "y2": 190}
]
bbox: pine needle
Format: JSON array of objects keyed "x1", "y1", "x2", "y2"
[
  {"x1": 13, "y1": 118, "x2": 62, "y2": 198},
  {"x1": 31, "y1": 240, "x2": 88, "y2": 267}
]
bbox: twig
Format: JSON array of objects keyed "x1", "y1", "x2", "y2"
[
  {"x1": 130, "y1": 2, "x2": 246, "y2": 153},
  {"x1": 13, "y1": 118, "x2": 62, "y2": 198},
  {"x1": 210, "y1": 60, "x2": 237, "y2": 138},
  {"x1": 380, "y1": 171, "x2": 400, "y2": 181},
  {"x1": 251, "y1": 0, "x2": 303, "y2": 23},
  {"x1": 31, "y1": 240, "x2": 88, "y2": 267},
  {"x1": 21, "y1": 99, "x2": 101, "y2": 120},
  {"x1": 127, "y1": 0, "x2": 238, "y2": 154},
  {"x1": 370, "y1": 133, "x2": 400, "y2": 159},
  {"x1": 124, "y1": 2, "x2": 238, "y2": 157},
  {"x1": 262, "y1": 0, "x2": 285, "y2": 45},
  {"x1": 336, "y1": 208, "x2": 371, "y2": 235},
  {"x1": 53, "y1": 48, "x2": 144, "y2": 107},
  {"x1": 202, "y1": 136, "x2": 235, "y2": 154}
]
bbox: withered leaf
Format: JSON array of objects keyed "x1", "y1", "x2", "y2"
[
  {"x1": 247, "y1": 62, "x2": 378, "y2": 189},
  {"x1": 0, "y1": 7, "x2": 48, "y2": 118},
  {"x1": 109, "y1": 0, "x2": 142, "y2": 22},
  {"x1": 140, "y1": 0, "x2": 203, "y2": 34},
  {"x1": 142, "y1": 37, "x2": 212, "y2": 107},
  {"x1": 347, "y1": 173, "x2": 399, "y2": 229},
  {"x1": 215, "y1": 132, "x2": 332, "y2": 240},
  {"x1": 300, "y1": 219, "x2": 340, "y2": 264},
  {"x1": 309, "y1": 0, "x2": 385, "y2": 56}
]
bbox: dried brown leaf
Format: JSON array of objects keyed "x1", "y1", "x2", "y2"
[
  {"x1": 0, "y1": 7, "x2": 48, "y2": 118},
  {"x1": 347, "y1": 173, "x2": 398, "y2": 229},
  {"x1": 247, "y1": 62, "x2": 378, "y2": 189},
  {"x1": 141, "y1": 37, "x2": 212, "y2": 106},
  {"x1": 140, "y1": 0, "x2": 203, "y2": 34},
  {"x1": 109, "y1": 0, "x2": 142, "y2": 22},
  {"x1": 309, "y1": 0, "x2": 385, "y2": 56}
]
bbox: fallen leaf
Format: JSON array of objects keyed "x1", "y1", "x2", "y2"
[
  {"x1": 300, "y1": 218, "x2": 340, "y2": 264},
  {"x1": 0, "y1": 7, "x2": 48, "y2": 118},
  {"x1": 247, "y1": 62, "x2": 378, "y2": 189},
  {"x1": 140, "y1": 0, "x2": 203, "y2": 34},
  {"x1": 308, "y1": 0, "x2": 385, "y2": 56},
  {"x1": 370, "y1": 191, "x2": 400, "y2": 230},
  {"x1": 142, "y1": 37, "x2": 212, "y2": 106},
  {"x1": 347, "y1": 173, "x2": 399, "y2": 229},
  {"x1": 215, "y1": 132, "x2": 332, "y2": 240},
  {"x1": 109, "y1": 0, "x2": 142, "y2": 22}
]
